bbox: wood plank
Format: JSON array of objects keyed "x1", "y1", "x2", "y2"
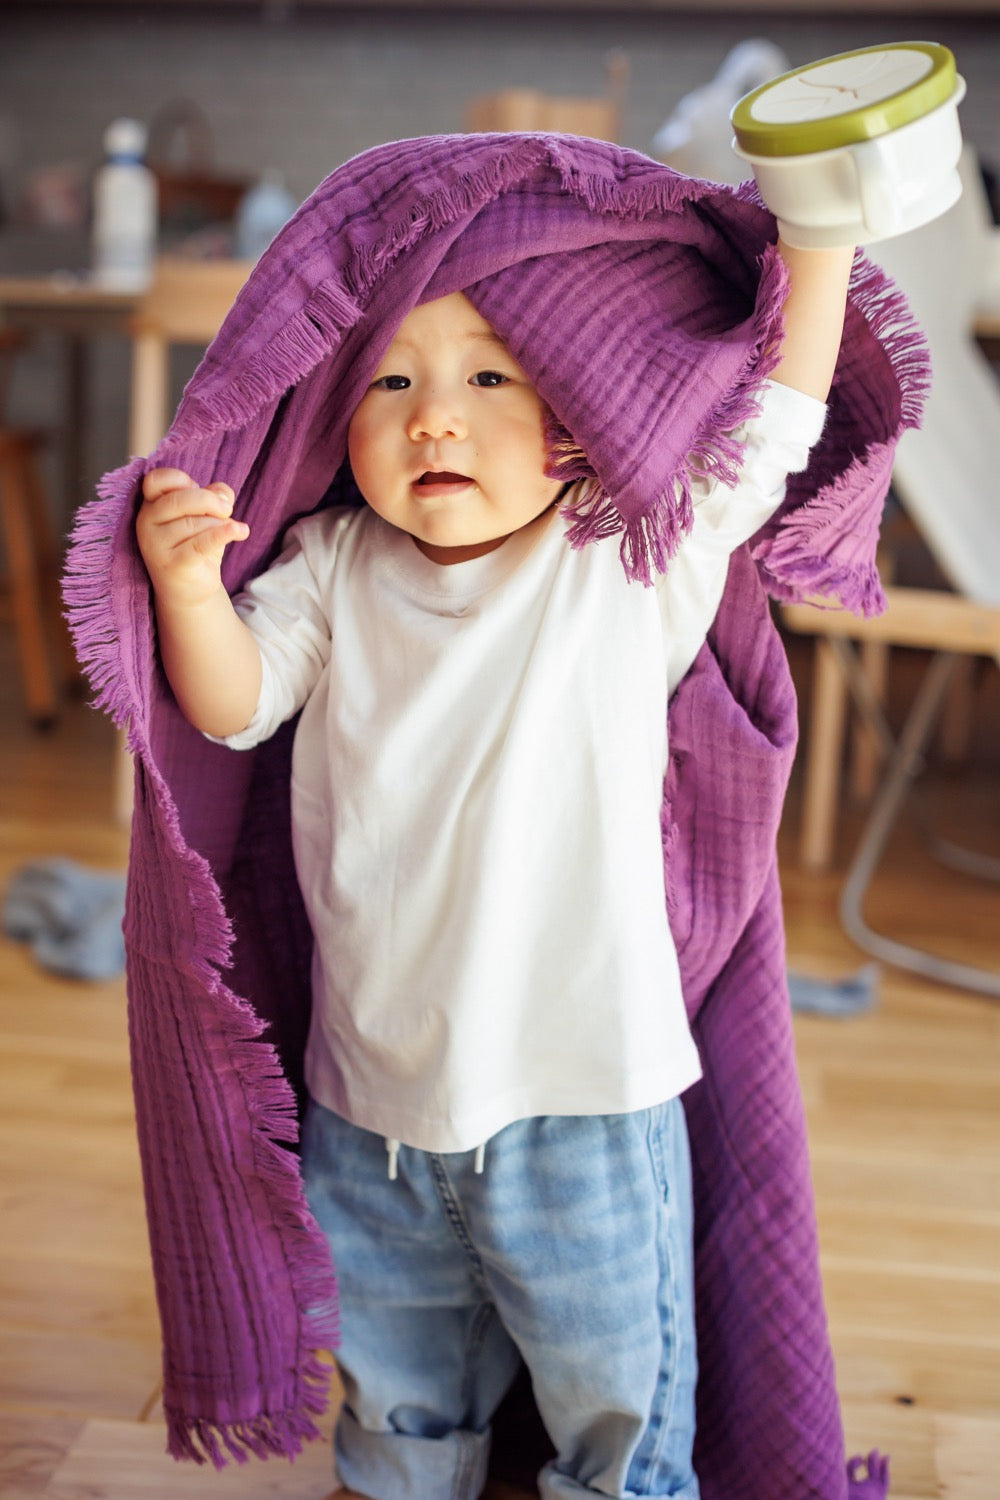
[
  {"x1": 0, "y1": 1326, "x2": 161, "y2": 1422},
  {"x1": 840, "y1": 1398, "x2": 936, "y2": 1500},
  {"x1": 835, "y1": 1338, "x2": 1000, "y2": 1420},
  {"x1": 0, "y1": 1413, "x2": 85, "y2": 1500},
  {"x1": 815, "y1": 1206, "x2": 1000, "y2": 1280},
  {"x1": 932, "y1": 1412, "x2": 1000, "y2": 1500},
  {"x1": 42, "y1": 1419, "x2": 336, "y2": 1499},
  {"x1": 782, "y1": 590, "x2": 1000, "y2": 655},
  {"x1": 822, "y1": 1266, "x2": 1000, "y2": 1353},
  {"x1": 0, "y1": 1254, "x2": 157, "y2": 1340}
]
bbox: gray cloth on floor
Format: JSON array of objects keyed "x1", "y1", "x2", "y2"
[
  {"x1": 4, "y1": 857, "x2": 127, "y2": 980},
  {"x1": 788, "y1": 964, "x2": 880, "y2": 1017}
]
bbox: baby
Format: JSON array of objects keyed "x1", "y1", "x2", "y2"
[{"x1": 135, "y1": 230, "x2": 853, "y2": 1500}]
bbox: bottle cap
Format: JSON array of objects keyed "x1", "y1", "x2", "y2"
[{"x1": 103, "y1": 118, "x2": 148, "y2": 160}]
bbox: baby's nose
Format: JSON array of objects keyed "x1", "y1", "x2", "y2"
[{"x1": 407, "y1": 390, "x2": 467, "y2": 441}]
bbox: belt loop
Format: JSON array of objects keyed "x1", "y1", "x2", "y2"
[
  {"x1": 386, "y1": 1138, "x2": 400, "y2": 1181},
  {"x1": 473, "y1": 1142, "x2": 486, "y2": 1175}
]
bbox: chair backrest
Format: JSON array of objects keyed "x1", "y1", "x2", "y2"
[
  {"x1": 128, "y1": 257, "x2": 253, "y2": 456},
  {"x1": 465, "y1": 52, "x2": 628, "y2": 141},
  {"x1": 868, "y1": 148, "x2": 1000, "y2": 608}
]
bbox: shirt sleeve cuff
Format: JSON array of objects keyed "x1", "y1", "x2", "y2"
[
  {"x1": 201, "y1": 647, "x2": 278, "y2": 751},
  {"x1": 753, "y1": 379, "x2": 828, "y2": 456}
]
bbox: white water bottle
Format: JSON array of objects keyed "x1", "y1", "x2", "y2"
[
  {"x1": 92, "y1": 118, "x2": 157, "y2": 290},
  {"x1": 236, "y1": 171, "x2": 297, "y2": 261}
]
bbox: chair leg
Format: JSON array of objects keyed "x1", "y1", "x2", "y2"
[
  {"x1": 850, "y1": 542, "x2": 896, "y2": 801},
  {"x1": 939, "y1": 654, "x2": 976, "y2": 763},
  {"x1": 800, "y1": 637, "x2": 848, "y2": 872},
  {"x1": 839, "y1": 651, "x2": 1000, "y2": 999},
  {"x1": 22, "y1": 444, "x2": 79, "y2": 687},
  {"x1": 0, "y1": 435, "x2": 59, "y2": 725},
  {"x1": 850, "y1": 639, "x2": 890, "y2": 801},
  {"x1": 112, "y1": 727, "x2": 134, "y2": 828}
]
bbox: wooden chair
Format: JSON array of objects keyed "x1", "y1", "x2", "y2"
[
  {"x1": 127, "y1": 257, "x2": 254, "y2": 456},
  {"x1": 465, "y1": 51, "x2": 628, "y2": 141},
  {"x1": 114, "y1": 257, "x2": 253, "y2": 820},
  {"x1": 0, "y1": 328, "x2": 78, "y2": 725},
  {"x1": 782, "y1": 149, "x2": 1000, "y2": 996}
]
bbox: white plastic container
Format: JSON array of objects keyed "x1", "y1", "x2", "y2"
[
  {"x1": 235, "y1": 172, "x2": 297, "y2": 262},
  {"x1": 91, "y1": 118, "x2": 158, "y2": 290},
  {"x1": 730, "y1": 43, "x2": 967, "y2": 248}
]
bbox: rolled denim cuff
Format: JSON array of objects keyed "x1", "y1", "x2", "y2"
[{"x1": 335, "y1": 1402, "x2": 492, "y2": 1500}]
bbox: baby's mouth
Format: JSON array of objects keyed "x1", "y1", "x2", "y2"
[{"x1": 415, "y1": 470, "x2": 473, "y2": 488}]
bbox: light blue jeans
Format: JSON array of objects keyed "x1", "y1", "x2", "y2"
[{"x1": 302, "y1": 1098, "x2": 699, "y2": 1500}]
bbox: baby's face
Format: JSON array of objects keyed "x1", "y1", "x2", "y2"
[{"x1": 347, "y1": 292, "x2": 563, "y2": 565}]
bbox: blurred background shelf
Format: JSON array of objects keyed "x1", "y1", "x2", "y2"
[{"x1": 16, "y1": 0, "x2": 1000, "y2": 13}]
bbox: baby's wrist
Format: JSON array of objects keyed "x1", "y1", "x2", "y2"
[
  {"x1": 776, "y1": 234, "x2": 857, "y2": 265},
  {"x1": 775, "y1": 221, "x2": 859, "y2": 254},
  {"x1": 154, "y1": 579, "x2": 229, "y2": 619}
]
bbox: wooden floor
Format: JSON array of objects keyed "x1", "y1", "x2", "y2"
[{"x1": 1, "y1": 621, "x2": 998, "y2": 1500}]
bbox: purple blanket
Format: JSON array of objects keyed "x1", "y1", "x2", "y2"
[{"x1": 64, "y1": 133, "x2": 927, "y2": 1497}]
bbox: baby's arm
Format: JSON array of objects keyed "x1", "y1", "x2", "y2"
[
  {"x1": 770, "y1": 238, "x2": 855, "y2": 402},
  {"x1": 136, "y1": 468, "x2": 263, "y2": 738}
]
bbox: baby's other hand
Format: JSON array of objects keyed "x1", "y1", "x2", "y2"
[{"x1": 136, "y1": 467, "x2": 250, "y2": 607}]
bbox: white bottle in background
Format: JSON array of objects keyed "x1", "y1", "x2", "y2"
[
  {"x1": 91, "y1": 118, "x2": 157, "y2": 290},
  {"x1": 236, "y1": 171, "x2": 297, "y2": 261}
]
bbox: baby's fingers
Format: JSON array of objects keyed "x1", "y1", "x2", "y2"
[
  {"x1": 142, "y1": 467, "x2": 195, "y2": 503},
  {"x1": 153, "y1": 513, "x2": 250, "y2": 564},
  {"x1": 139, "y1": 479, "x2": 237, "y2": 529},
  {"x1": 184, "y1": 515, "x2": 250, "y2": 553},
  {"x1": 137, "y1": 502, "x2": 248, "y2": 579},
  {"x1": 205, "y1": 481, "x2": 236, "y2": 506}
]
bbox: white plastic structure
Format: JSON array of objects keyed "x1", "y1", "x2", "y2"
[{"x1": 650, "y1": 40, "x2": 790, "y2": 184}]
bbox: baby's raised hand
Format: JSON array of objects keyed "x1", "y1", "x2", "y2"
[{"x1": 136, "y1": 468, "x2": 249, "y2": 607}]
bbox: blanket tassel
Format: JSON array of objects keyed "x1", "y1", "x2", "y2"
[
  {"x1": 165, "y1": 1387, "x2": 331, "y2": 1469},
  {"x1": 848, "y1": 1448, "x2": 890, "y2": 1499}
]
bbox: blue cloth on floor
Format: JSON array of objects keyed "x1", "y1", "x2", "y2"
[
  {"x1": 788, "y1": 964, "x2": 880, "y2": 1017},
  {"x1": 3, "y1": 858, "x2": 127, "y2": 980}
]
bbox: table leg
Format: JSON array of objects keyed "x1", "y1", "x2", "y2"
[
  {"x1": 65, "y1": 332, "x2": 86, "y2": 518},
  {"x1": 800, "y1": 637, "x2": 848, "y2": 872}
]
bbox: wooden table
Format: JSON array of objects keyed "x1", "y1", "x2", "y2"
[
  {"x1": 0, "y1": 274, "x2": 139, "y2": 516},
  {"x1": 973, "y1": 300, "x2": 1000, "y2": 362}
]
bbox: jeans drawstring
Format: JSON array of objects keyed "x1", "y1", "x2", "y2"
[{"x1": 384, "y1": 1137, "x2": 487, "y2": 1179}]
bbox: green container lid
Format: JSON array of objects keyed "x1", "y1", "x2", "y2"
[{"x1": 731, "y1": 41, "x2": 959, "y2": 159}]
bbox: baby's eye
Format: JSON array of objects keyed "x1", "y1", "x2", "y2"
[
  {"x1": 470, "y1": 370, "x2": 510, "y2": 388},
  {"x1": 372, "y1": 374, "x2": 410, "y2": 391}
]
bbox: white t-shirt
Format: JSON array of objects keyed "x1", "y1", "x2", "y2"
[{"x1": 220, "y1": 381, "x2": 825, "y2": 1152}]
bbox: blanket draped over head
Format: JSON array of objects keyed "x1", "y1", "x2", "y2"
[{"x1": 64, "y1": 133, "x2": 928, "y2": 1499}]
